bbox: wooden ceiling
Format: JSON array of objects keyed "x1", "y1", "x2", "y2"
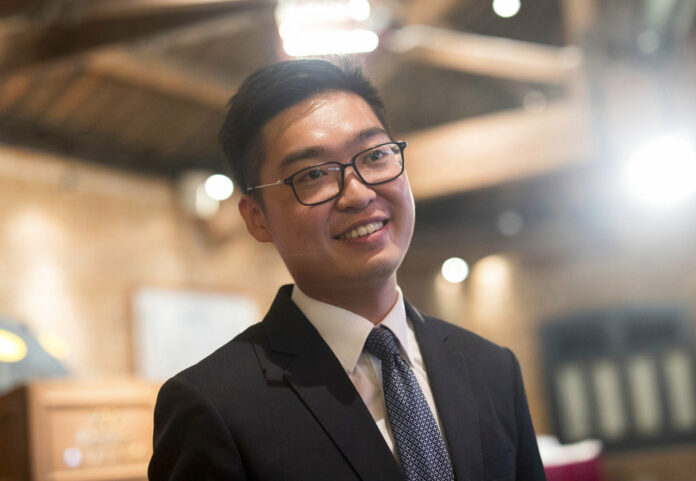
[
  {"x1": 0, "y1": 2, "x2": 278, "y2": 177},
  {"x1": 0, "y1": 0, "x2": 694, "y2": 201}
]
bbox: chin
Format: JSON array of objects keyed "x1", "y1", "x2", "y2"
[{"x1": 350, "y1": 254, "x2": 403, "y2": 283}]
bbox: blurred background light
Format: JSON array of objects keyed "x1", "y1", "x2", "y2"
[
  {"x1": 0, "y1": 328, "x2": 28, "y2": 363},
  {"x1": 277, "y1": 0, "x2": 350, "y2": 24},
  {"x1": 623, "y1": 134, "x2": 696, "y2": 207},
  {"x1": 497, "y1": 210, "x2": 524, "y2": 236},
  {"x1": 63, "y1": 448, "x2": 83, "y2": 468},
  {"x1": 441, "y1": 257, "x2": 470, "y2": 283},
  {"x1": 637, "y1": 30, "x2": 660, "y2": 54},
  {"x1": 38, "y1": 332, "x2": 71, "y2": 361},
  {"x1": 523, "y1": 91, "x2": 548, "y2": 114},
  {"x1": 276, "y1": 0, "x2": 378, "y2": 56},
  {"x1": 492, "y1": 0, "x2": 521, "y2": 18},
  {"x1": 178, "y1": 171, "x2": 220, "y2": 219},
  {"x1": 204, "y1": 174, "x2": 234, "y2": 201},
  {"x1": 282, "y1": 29, "x2": 379, "y2": 56},
  {"x1": 472, "y1": 255, "x2": 510, "y2": 290},
  {"x1": 347, "y1": 0, "x2": 371, "y2": 21},
  {"x1": 195, "y1": 184, "x2": 220, "y2": 219}
]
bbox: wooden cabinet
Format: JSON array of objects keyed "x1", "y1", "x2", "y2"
[{"x1": 0, "y1": 379, "x2": 159, "y2": 481}]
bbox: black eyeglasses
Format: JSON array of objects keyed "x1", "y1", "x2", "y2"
[{"x1": 246, "y1": 141, "x2": 407, "y2": 206}]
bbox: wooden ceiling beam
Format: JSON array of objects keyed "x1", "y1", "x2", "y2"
[
  {"x1": 0, "y1": 17, "x2": 197, "y2": 74},
  {"x1": 0, "y1": 0, "x2": 273, "y2": 22},
  {"x1": 386, "y1": 25, "x2": 583, "y2": 84},
  {"x1": 0, "y1": 1, "x2": 273, "y2": 74},
  {"x1": 53, "y1": 0, "x2": 274, "y2": 22},
  {"x1": 0, "y1": 0, "x2": 44, "y2": 18},
  {"x1": 406, "y1": 101, "x2": 593, "y2": 199},
  {"x1": 401, "y1": 0, "x2": 463, "y2": 26},
  {"x1": 559, "y1": 0, "x2": 597, "y2": 43},
  {"x1": 86, "y1": 49, "x2": 233, "y2": 109},
  {"x1": 133, "y1": 10, "x2": 271, "y2": 52},
  {"x1": 78, "y1": 11, "x2": 275, "y2": 108}
]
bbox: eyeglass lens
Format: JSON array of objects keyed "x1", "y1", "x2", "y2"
[{"x1": 292, "y1": 143, "x2": 404, "y2": 205}]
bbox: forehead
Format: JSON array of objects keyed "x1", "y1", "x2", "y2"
[{"x1": 259, "y1": 91, "x2": 386, "y2": 173}]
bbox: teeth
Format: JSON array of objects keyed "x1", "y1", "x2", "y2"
[{"x1": 340, "y1": 221, "x2": 384, "y2": 240}]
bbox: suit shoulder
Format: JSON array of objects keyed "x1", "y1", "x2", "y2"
[
  {"x1": 172, "y1": 322, "x2": 266, "y2": 389},
  {"x1": 421, "y1": 314, "x2": 514, "y2": 364},
  {"x1": 419, "y1": 314, "x2": 521, "y2": 408}
]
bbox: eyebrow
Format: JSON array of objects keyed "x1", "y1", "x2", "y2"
[{"x1": 278, "y1": 127, "x2": 389, "y2": 172}]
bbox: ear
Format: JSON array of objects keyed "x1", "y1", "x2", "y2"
[{"x1": 239, "y1": 195, "x2": 272, "y2": 242}]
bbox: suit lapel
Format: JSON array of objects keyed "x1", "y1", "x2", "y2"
[
  {"x1": 258, "y1": 286, "x2": 404, "y2": 481},
  {"x1": 406, "y1": 302, "x2": 483, "y2": 481}
]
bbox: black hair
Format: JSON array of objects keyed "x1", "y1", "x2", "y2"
[{"x1": 219, "y1": 58, "x2": 390, "y2": 193}]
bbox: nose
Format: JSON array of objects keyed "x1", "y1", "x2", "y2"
[{"x1": 335, "y1": 168, "x2": 376, "y2": 210}]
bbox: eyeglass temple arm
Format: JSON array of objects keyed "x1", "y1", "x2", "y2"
[{"x1": 246, "y1": 179, "x2": 285, "y2": 192}]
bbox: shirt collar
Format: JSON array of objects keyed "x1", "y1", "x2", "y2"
[{"x1": 291, "y1": 285, "x2": 413, "y2": 373}]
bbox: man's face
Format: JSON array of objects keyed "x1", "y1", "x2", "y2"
[{"x1": 240, "y1": 90, "x2": 415, "y2": 296}]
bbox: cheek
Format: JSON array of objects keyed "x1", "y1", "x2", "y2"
[
  {"x1": 390, "y1": 183, "x2": 415, "y2": 241},
  {"x1": 388, "y1": 180, "x2": 415, "y2": 217},
  {"x1": 280, "y1": 208, "x2": 330, "y2": 246},
  {"x1": 401, "y1": 173, "x2": 415, "y2": 205}
]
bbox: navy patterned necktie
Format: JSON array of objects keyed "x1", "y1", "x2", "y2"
[{"x1": 364, "y1": 326, "x2": 455, "y2": 481}]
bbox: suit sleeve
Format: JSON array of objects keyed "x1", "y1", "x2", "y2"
[
  {"x1": 148, "y1": 375, "x2": 248, "y2": 481},
  {"x1": 505, "y1": 348, "x2": 547, "y2": 481}
]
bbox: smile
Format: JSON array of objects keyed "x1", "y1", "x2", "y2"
[{"x1": 337, "y1": 220, "x2": 386, "y2": 240}]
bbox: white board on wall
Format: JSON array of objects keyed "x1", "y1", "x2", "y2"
[{"x1": 133, "y1": 287, "x2": 260, "y2": 380}]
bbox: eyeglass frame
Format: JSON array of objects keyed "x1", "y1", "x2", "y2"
[{"x1": 245, "y1": 140, "x2": 407, "y2": 206}]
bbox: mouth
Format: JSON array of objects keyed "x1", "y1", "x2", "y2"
[{"x1": 335, "y1": 220, "x2": 387, "y2": 240}]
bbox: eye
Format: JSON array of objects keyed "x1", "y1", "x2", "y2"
[
  {"x1": 366, "y1": 149, "x2": 387, "y2": 162},
  {"x1": 306, "y1": 169, "x2": 325, "y2": 179},
  {"x1": 295, "y1": 166, "x2": 330, "y2": 184}
]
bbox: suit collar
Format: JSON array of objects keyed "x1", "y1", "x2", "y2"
[
  {"x1": 408, "y1": 302, "x2": 484, "y2": 481},
  {"x1": 259, "y1": 286, "x2": 484, "y2": 481},
  {"x1": 258, "y1": 285, "x2": 405, "y2": 481},
  {"x1": 261, "y1": 285, "x2": 312, "y2": 356},
  {"x1": 291, "y1": 284, "x2": 414, "y2": 373}
]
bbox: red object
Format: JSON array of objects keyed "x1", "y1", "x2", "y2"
[{"x1": 544, "y1": 457, "x2": 603, "y2": 481}]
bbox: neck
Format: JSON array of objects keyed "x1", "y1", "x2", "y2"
[{"x1": 296, "y1": 276, "x2": 399, "y2": 324}]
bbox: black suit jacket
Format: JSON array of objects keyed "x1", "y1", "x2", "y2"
[{"x1": 149, "y1": 285, "x2": 546, "y2": 481}]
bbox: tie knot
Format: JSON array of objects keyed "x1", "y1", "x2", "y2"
[{"x1": 364, "y1": 327, "x2": 401, "y2": 363}]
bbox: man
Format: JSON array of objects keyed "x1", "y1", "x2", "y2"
[{"x1": 149, "y1": 59, "x2": 545, "y2": 481}]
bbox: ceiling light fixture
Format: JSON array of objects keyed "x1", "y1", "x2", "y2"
[
  {"x1": 492, "y1": 0, "x2": 521, "y2": 18},
  {"x1": 276, "y1": 0, "x2": 378, "y2": 56},
  {"x1": 205, "y1": 174, "x2": 234, "y2": 201},
  {"x1": 623, "y1": 134, "x2": 696, "y2": 207},
  {"x1": 441, "y1": 257, "x2": 470, "y2": 284},
  {"x1": 0, "y1": 329, "x2": 28, "y2": 363}
]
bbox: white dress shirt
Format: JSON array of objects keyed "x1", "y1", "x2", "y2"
[{"x1": 291, "y1": 285, "x2": 446, "y2": 457}]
